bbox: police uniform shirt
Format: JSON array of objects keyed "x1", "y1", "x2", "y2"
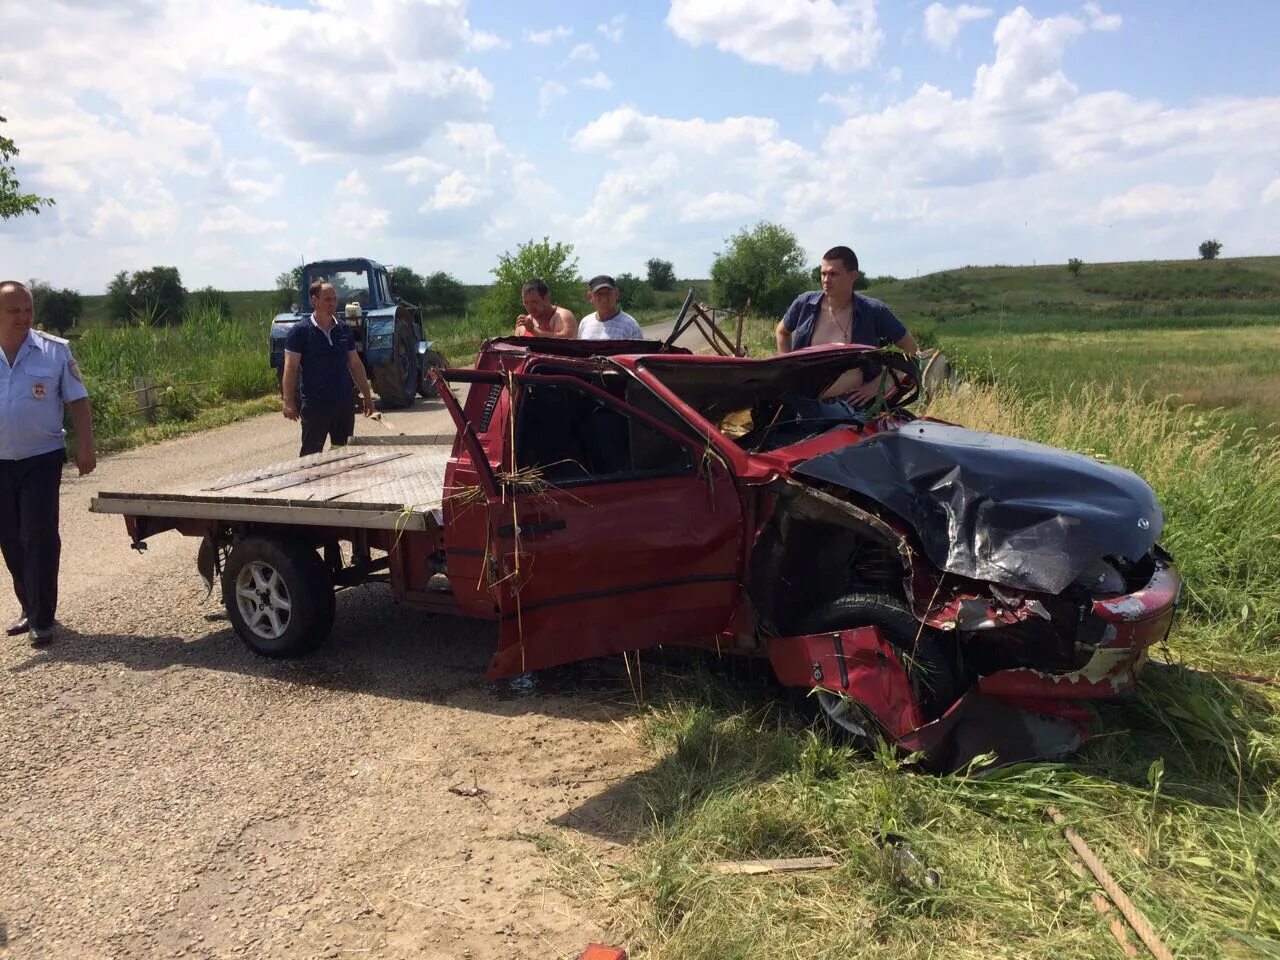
[{"x1": 0, "y1": 330, "x2": 89, "y2": 461}]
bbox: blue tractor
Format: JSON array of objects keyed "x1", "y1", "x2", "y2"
[{"x1": 269, "y1": 258, "x2": 445, "y2": 408}]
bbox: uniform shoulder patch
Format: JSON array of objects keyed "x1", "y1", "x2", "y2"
[{"x1": 35, "y1": 331, "x2": 70, "y2": 345}]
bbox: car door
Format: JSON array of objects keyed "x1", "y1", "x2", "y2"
[{"x1": 436, "y1": 368, "x2": 747, "y2": 679}]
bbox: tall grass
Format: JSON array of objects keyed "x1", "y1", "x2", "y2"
[
  {"x1": 549, "y1": 383, "x2": 1280, "y2": 959},
  {"x1": 73, "y1": 305, "x2": 276, "y2": 450}
]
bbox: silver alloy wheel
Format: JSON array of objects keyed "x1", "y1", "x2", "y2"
[
  {"x1": 814, "y1": 689, "x2": 872, "y2": 739},
  {"x1": 234, "y1": 560, "x2": 293, "y2": 640}
]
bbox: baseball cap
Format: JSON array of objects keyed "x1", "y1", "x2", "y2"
[{"x1": 588, "y1": 274, "x2": 617, "y2": 293}]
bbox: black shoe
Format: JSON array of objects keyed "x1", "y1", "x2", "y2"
[
  {"x1": 29, "y1": 626, "x2": 54, "y2": 647},
  {"x1": 6, "y1": 615, "x2": 29, "y2": 636}
]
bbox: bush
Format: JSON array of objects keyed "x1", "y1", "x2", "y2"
[
  {"x1": 615, "y1": 272, "x2": 656, "y2": 311},
  {"x1": 106, "y1": 266, "x2": 187, "y2": 325},
  {"x1": 30, "y1": 282, "x2": 82, "y2": 334},
  {"x1": 482, "y1": 237, "x2": 581, "y2": 324},
  {"x1": 646, "y1": 258, "x2": 676, "y2": 291},
  {"x1": 274, "y1": 266, "x2": 302, "y2": 312},
  {"x1": 1199, "y1": 239, "x2": 1222, "y2": 260},
  {"x1": 711, "y1": 222, "x2": 811, "y2": 316},
  {"x1": 423, "y1": 271, "x2": 468, "y2": 314},
  {"x1": 1068, "y1": 258, "x2": 1083, "y2": 277},
  {"x1": 190, "y1": 286, "x2": 232, "y2": 320}
]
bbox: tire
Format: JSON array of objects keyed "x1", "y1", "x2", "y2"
[
  {"x1": 418, "y1": 348, "x2": 447, "y2": 398},
  {"x1": 795, "y1": 592, "x2": 958, "y2": 748},
  {"x1": 372, "y1": 317, "x2": 418, "y2": 408},
  {"x1": 222, "y1": 537, "x2": 335, "y2": 658}
]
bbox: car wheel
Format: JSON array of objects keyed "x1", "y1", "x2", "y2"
[
  {"x1": 222, "y1": 537, "x2": 334, "y2": 658},
  {"x1": 795, "y1": 592, "x2": 957, "y2": 749},
  {"x1": 372, "y1": 318, "x2": 418, "y2": 408}
]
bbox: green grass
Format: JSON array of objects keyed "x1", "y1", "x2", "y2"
[
  {"x1": 551, "y1": 259, "x2": 1280, "y2": 958},
  {"x1": 558, "y1": 381, "x2": 1280, "y2": 958},
  {"x1": 72, "y1": 305, "x2": 278, "y2": 451}
]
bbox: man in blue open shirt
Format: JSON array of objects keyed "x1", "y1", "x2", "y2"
[
  {"x1": 0, "y1": 281, "x2": 97, "y2": 647},
  {"x1": 282, "y1": 280, "x2": 375, "y2": 456},
  {"x1": 776, "y1": 245, "x2": 918, "y2": 404}
]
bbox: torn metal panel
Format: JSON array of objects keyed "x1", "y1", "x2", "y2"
[{"x1": 795, "y1": 421, "x2": 1163, "y2": 594}]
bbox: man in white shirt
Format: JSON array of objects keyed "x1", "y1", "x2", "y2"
[{"x1": 576, "y1": 275, "x2": 644, "y2": 340}]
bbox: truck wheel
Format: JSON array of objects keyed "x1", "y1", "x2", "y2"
[
  {"x1": 794, "y1": 592, "x2": 957, "y2": 749},
  {"x1": 372, "y1": 318, "x2": 418, "y2": 408},
  {"x1": 418, "y1": 349, "x2": 447, "y2": 397},
  {"x1": 222, "y1": 537, "x2": 334, "y2": 658}
]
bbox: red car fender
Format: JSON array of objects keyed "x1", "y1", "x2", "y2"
[{"x1": 768, "y1": 627, "x2": 924, "y2": 737}]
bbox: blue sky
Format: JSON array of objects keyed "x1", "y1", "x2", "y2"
[{"x1": 2, "y1": 0, "x2": 1278, "y2": 293}]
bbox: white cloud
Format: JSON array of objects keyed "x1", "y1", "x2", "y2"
[
  {"x1": 679, "y1": 191, "x2": 760, "y2": 222},
  {"x1": 198, "y1": 205, "x2": 288, "y2": 236},
  {"x1": 579, "y1": 72, "x2": 614, "y2": 91},
  {"x1": 1098, "y1": 183, "x2": 1200, "y2": 221},
  {"x1": 336, "y1": 170, "x2": 369, "y2": 196},
  {"x1": 424, "y1": 171, "x2": 492, "y2": 211},
  {"x1": 666, "y1": 0, "x2": 882, "y2": 73},
  {"x1": 469, "y1": 30, "x2": 509, "y2": 51},
  {"x1": 385, "y1": 156, "x2": 449, "y2": 186},
  {"x1": 1262, "y1": 179, "x2": 1280, "y2": 205},
  {"x1": 539, "y1": 81, "x2": 568, "y2": 117},
  {"x1": 923, "y1": 3, "x2": 993, "y2": 52},
  {"x1": 974, "y1": 7, "x2": 1085, "y2": 113},
  {"x1": 525, "y1": 25, "x2": 572, "y2": 45},
  {"x1": 1082, "y1": 2, "x2": 1122, "y2": 31},
  {"x1": 227, "y1": 172, "x2": 284, "y2": 203},
  {"x1": 598, "y1": 14, "x2": 626, "y2": 43},
  {"x1": 570, "y1": 42, "x2": 599, "y2": 62}
]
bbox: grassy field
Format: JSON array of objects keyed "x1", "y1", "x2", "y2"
[{"x1": 554, "y1": 258, "x2": 1280, "y2": 959}]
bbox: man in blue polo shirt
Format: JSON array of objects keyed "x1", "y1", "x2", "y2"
[
  {"x1": 0, "y1": 281, "x2": 97, "y2": 647},
  {"x1": 776, "y1": 245, "x2": 918, "y2": 404},
  {"x1": 282, "y1": 280, "x2": 375, "y2": 456}
]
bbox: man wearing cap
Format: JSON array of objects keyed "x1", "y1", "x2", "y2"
[
  {"x1": 776, "y1": 246, "x2": 918, "y2": 404},
  {"x1": 514, "y1": 278, "x2": 577, "y2": 338},
  {"x1": 0, "y1": 280, "x2": 97, "y2": 647},
  {"x1": 577, "y1": 275, "x2": 644, "y2": 340},
  {"x1": 282, "y1": 280, "x2": 376, "y2": 456}
]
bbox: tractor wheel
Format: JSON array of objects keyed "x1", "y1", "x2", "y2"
[
  {"x1": 794, "y1": 592, "x2": 957, "y2": 751},
  {"x1": 222, "y1": 537, "x2": 335, "y2": 658},
  {"x1": 372, "y1": 318, "x2": 418, "y2": 408}
]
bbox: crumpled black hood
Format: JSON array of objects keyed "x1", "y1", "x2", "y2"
[{"x1": 794, "y1": 420, "x2": 1164, "y2": 594}]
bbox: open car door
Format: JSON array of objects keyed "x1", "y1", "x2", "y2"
[{"x1": 435, "y1": 367, "x2": 746, "y2": 679}]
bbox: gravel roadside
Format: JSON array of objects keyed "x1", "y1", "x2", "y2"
[{"x1": 1, "y1": 397, "x2": 646, "y2": 959}]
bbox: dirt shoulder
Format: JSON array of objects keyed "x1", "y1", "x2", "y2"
[{"x1": 1, "y1": 399, "x2": 647, "y2": 959}]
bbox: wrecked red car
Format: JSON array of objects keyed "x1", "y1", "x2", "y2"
[{"x1": 92, "y1": 336, "x2": 1180, "y2": 769}]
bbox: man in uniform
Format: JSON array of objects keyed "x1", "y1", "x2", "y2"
[
  {"x1": 0, "y1": 280, "x2": 96, "y2": 646},
  {"x1": 775, "y1": 246, "x2": 918, "y2": 403},
  {"x1": 514, "y1": 278, "x2": 577, "y2": 338},
  {"x1": 282, "y1": 280, "x2": 376, "y2": 456}
]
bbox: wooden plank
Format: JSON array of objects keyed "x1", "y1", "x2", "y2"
[
  {"x1": 707, "y1": 856, "x2": 839, "y2": 876},
  {"x1": 200, "y1": 450, "x2": 365, "y2": 491},
  {"x1": 250, "y1": 452, "x2": 411, "y2": 493},
  {"x1": 89, "y1": 495, "x2": 434, "y2": 532}
]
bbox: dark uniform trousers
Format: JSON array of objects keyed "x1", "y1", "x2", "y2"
[
  {"x1": 0, "y1": 448, "x2": 65, "y2": 630},
  {"x1": 299, "y1": 400, "x2": 356, "y2": 457}
]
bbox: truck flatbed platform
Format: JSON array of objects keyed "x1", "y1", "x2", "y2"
[{"x1": 90, "y1": 436, "x2": 453, "y2": 532}]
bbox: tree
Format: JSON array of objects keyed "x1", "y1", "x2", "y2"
[
  {"x1": 615, "y1": 272, "x2": 656, "y2": 311},
  {"x1": 483, "y1": 237, "x2": 581, "y2": 323},
  {"x1": 131, "y1": 266, "x2": 186, "y2": 325},
  {"x1": 389, "y1": 265, "x2": 429, "y2": 307},
  {"x1": 645, "y1": 258, "x2": 676, "y2": 291},
  {"x1": 29, "y1": 282, "x2": 82, "y2": 334},
  {"x1": 1199, "y1": 239, "x2": 1222, "y2": 261},
  {"x1": 105, "y1": 267, "x2": 187, "y2": 324},
  {"x1": 190, "y1": 286, "x2": 232, "y2": 320},
  {"x1": 422, "y1": 271, "x2": 468, "y2": 314},
  {"x1": 0, "y1": 115, "x2": 54, "y2": 221},
  {"x1": 1067, "y1": 257, "x2": 1083, "y2": 277},
  {"x1": 274, "y1": 266, "x2": 303, "y2": 311},
  {"x1": 711, "y1": 222, "x2": 810, "y2": 316}
]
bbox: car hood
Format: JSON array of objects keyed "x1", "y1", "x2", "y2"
[{"x1": 793, "y1": 420, "x2": 1164, "y2": 594}]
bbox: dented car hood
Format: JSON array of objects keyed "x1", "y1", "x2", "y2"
[{"x1": 794, "y1": 420, "x2": 1164, "y2": 594}]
